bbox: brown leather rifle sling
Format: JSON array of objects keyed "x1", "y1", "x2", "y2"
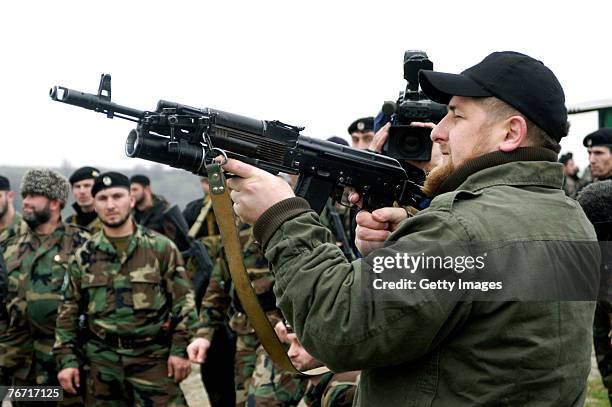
[{"x1": 206, "y1": 162, "x2": 328, "y2": 376}]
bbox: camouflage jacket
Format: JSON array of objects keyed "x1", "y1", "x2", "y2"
[
  {"x1": 54, "y1": 223, "x2": 197, "y2": 369},
  {"x1": 0, "y1": 212, "x2": 28, "y2": 246},
  {"x1": 0, "y1": 222, "x2": 89, "y2": 382},
  {"x1": 65, "y1": 203, "x2": 103, "y2": 234},
  {"x1": 299, "y1": 371, "x2": 359, "y2": 407}
]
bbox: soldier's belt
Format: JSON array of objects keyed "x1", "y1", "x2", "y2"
[{"x1": 90, "y1": 330, "x2": 168, "y2": 350}]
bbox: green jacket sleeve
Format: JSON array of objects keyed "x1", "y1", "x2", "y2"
[
  {"x1": 163, "y1": 244, "x2": 199, "y2": 357},
  {"x1": 194, "y1": 258, "x2": 231, "y2": 341},
  {"x1": 265, "y1": 209, "x2": 473, "y2": 372},
  {"x1": 53, "y1": 257, "x2": 82, "y2": 370}
]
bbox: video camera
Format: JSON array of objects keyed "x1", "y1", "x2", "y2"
[{"x1": 382, "y1": 50, "x2": 447, "y2": 161}]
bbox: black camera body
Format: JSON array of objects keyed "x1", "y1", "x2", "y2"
[{"x1": 382, "y1": 51, "x2": 447, "y2": 161}]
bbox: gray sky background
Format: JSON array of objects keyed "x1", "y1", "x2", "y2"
[{"x1": 1, "y1": 1, "x2": 610, "y2": 174}]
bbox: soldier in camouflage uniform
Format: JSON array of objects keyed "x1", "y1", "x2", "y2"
[
  {"x1": 188, "y1": 227, "x2": 306, "y2": 406},
  {"x1": 0, "y1": 175, "x2": 28, "y2": 244},
  {"x1": 65, "y1": 166, "x2": 103, "y2": 234},
  {"x1": 0, "y1": 169, "x2": 89, "y2": 406},
  {"x1": 54, "y1": 172, "x2": 197, "y2": 407}
]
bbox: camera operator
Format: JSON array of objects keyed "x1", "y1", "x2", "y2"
[{"x1": 222, "y1": 51, "x2": 598, "y2": 406}]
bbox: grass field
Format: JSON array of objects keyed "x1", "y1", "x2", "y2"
[{"x1": 586, "y1": 372, "x2": 610, "y2": 407}]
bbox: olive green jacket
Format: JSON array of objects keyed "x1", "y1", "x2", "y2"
[{"x1": 256, "y1": 152, "x2": 598, "y2": 406}]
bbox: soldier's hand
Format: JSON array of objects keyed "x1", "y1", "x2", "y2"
[
  {"x1": 223, "y1": 158, "x2": 295, "y2": 224},
  {"x1": 355, "y1": 207, "x2": 408, "y2": 256},
  {"x1": 168, "y1": 355, "x2": 192, "y2": 383},
  {"x1": 57, "y1": 368, "x2": 80, "y2": 394},
  {"x1": 187, "y1": 337, "x2": 211, "y2": 364}
]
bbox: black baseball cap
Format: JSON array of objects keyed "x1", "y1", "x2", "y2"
[{"x1": 419, "y1": 51, "x2": 567, "y2": 141}]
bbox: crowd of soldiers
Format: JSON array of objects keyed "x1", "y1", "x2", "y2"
[
  {"x1": 0, "y1": 118, "x2": 377, "y2": 406},
  {"x1": 1, "y1": 50, "x2": 612, "y2": 407}
]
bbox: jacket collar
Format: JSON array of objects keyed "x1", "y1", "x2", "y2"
[
  {"x1": 90, "y1": 220, "x2": 144, "y2": 257},
  {"x1": 435, "y1": 147, "x2": 561, "y2": 195}
]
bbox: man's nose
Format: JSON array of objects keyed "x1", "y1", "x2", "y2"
[{"x1": 430, "y1": 120, "x2": 448, "y2": 144}]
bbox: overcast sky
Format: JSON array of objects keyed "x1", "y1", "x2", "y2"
[{"x1": 1, "y1": 1, "x2": 610, "y2": 174}]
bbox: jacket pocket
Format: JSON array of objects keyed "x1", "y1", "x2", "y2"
[
  {"x1": 129, "y1": 266, "x2": 164, "y2": 311},
  {"x1": 81, "y1": 272, "x2": 110, "y2": 314}
]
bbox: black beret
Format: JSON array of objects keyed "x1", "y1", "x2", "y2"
[
  {"x1": 559, "y1": 152, "x2": 573, "y2": 165},
  {"x1": 0, "y1": 175, "x2": 9, "y2": 191},
  {"x1": 347, "y1": 117, "x2": 374, "y2": 135},
  {"x1": 69, "y1": 166, "x2": 100, "y2": 185},
  {"x1": 326, "y1": 136, "x2": 349, "y2": 146},
  {"x1": 92, "y1": 172, "x2": 130, "y2": 197},
  {"x1": 583, "y1": 128, "x2": 612, "y2": 148},
  {"x1": 129, "y1": 174, "x2": 150, "y2": 187}
]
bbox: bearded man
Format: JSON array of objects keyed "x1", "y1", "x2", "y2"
[
  {"x1": 220, "y1": 52, "x2": 599, "y2": 406},
  {"x1": 0, "y1": 175, "x2": 27, "y2": 244},
  {"x1": 0, "y1": 169, "x2": 89, "y2": 405}
]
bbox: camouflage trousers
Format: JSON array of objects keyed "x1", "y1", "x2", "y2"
[
  {"x1": 84, "y1": 340, "x2": 188, "y2": 407},
  {"x1": 235, "y1": 332, "x2": 306, "y2": 407},
  {"x1": 11, "y1": 372, "x2": 84, "y2": 407},
  {"x1": 6, "y1": 338, "x2": 84, "y2": 406}
]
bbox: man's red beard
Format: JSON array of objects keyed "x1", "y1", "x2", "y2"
[
  {"x1": 422, "y1": 159, "x2": 455, "y2": 197},
  {"x1": 422, "y1": 133, "x2": 490, "y2": 197}
]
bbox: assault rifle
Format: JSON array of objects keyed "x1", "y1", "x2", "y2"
[{"x1": 50, "y1": 74, "x2": 426, "y2": 213}]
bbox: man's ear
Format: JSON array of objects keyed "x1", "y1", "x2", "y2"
[
  {"x1": 129, "y1": 194, "x2": 136, "y2": 209},
  {"x1": 499, "y1": 115, "x2": 527, "y2": 152},
  {"x1": 7, "y1": 191, "x2": 14, "y2": 202},
  {"x1": 49, "y1": 199, "x2": 62, "y2": 213}
]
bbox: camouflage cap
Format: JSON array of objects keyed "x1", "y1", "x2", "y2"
[{"x1": 21, "y1": 169, "x2": 70, "y2": 203}]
